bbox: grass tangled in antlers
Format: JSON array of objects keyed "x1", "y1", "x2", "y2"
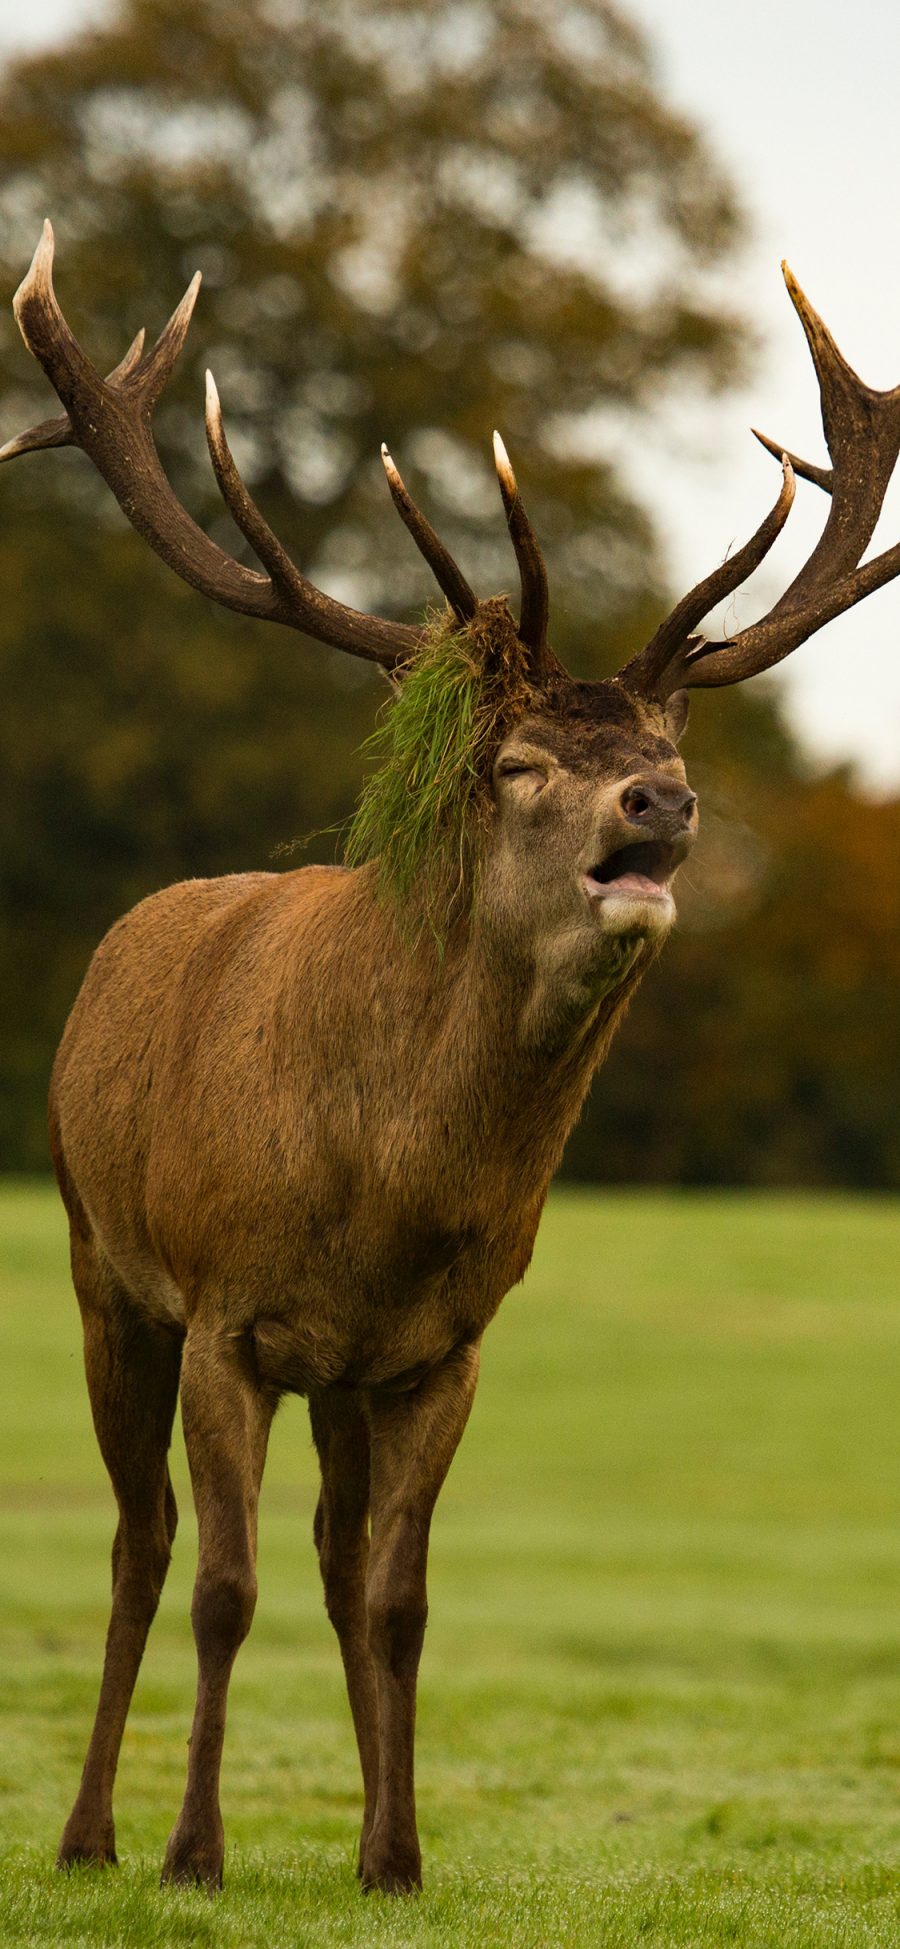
[{"x1": 344, "y1": 600, "x2": 533, "y2": 941}]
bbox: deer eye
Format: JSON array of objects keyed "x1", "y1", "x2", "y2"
[{"x1": 497, "y1": 757, "x2": 547, "y2": 783}]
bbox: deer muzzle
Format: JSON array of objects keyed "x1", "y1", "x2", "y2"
[{"x1": 582, "y1": 771, "x2": 697, "y2": 913}]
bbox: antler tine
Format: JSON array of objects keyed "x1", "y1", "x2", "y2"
[
  {"x1": 107, "y1": 326, "x2": 147, "y2": 384},
  {"x1": 672, "y1": 525, "x2": 900, "y2": 691},
  {"x1": 0, "y1": 325, "x2": 147, "y2": 464},
  {"x1": 380, "y1": 444, "x2": 477, "y2": 624},
  {"x1": 769, "y1": 262, "x2": 900, "y2": 610},
  {"x1": 132, "y1": 274, "x2": 201, "y2": 409},
  {"x1": 0, "y1": 408, "x2": 76, "y2": 463},
  {"x1": 2, "y1": 222, "x2": 422, "y2": 671},
  {"x1": 205, "y1": 373, "x2": 420, "y2": 661},
  {"x1": 620, "y1": 454, "x2": 796, "y2": 698},
  {"x1": 11, "y1": 220, "x2": 106, "y2": 423},
  {"x1": 492, "y1": 431, "x2": 550, "y2": 670},
  {"x1": 752, "y1": 426, "x2": 831, "y2": 493},
  {"x1": 205, "y1": 368, "x2": 308, "y2": 590},
  {"x1": 626, "y1": 264, "x2": 900, "y2": 698}
]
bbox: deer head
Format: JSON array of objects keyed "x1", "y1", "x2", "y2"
[{"x1": 4, "y1": 223, "x2": 900, "y2": 1019}]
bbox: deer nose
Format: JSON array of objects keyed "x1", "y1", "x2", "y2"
[{"x1": 620, "y1": 776, "x2": 697, "y2": 828}]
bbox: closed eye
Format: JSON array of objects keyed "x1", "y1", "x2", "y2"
[{"x1": 497, "y1": 761, "x2": 549, "y2": 794}]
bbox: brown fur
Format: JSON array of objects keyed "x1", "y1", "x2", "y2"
[{"x1": 50, "y1": 680, "x2": 697, "y2": 1892}]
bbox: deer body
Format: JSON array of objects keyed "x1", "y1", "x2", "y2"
[
  {"x1": 49, "y1": 760, "x2": 672, "y2": 1892},
  {"x1": 51, "y1": 861, "x2": 540, "y2": 1378},
  {"x1": 7, "y1": 224, "x2": 899, "y2": 1893},
  {"x1": 51, "y1": 842, "x2": 638, "y2": 1386}
]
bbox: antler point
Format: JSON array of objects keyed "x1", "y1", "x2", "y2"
[
  {"x1": 752, "y1": 426, "x2": 784, "y2": 462},
  {"x1": 492, "y1": 428, "x2": 516, "y2": 496},
  {"x1": 204, "y1": 368, "x2": 222, "y2": 429},
  {"x1": 36, "y1": 220, "x2": 55, "y2": 269},
  {"x1": 380, "y1": 443, "x2": 404, "y2": 490},
  {"x1": 13, "y1": 219, "x2": 59, "y2": 329}
]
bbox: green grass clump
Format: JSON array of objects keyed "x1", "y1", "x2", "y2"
[
  {"x1": 4, "y1": 1183, "x2": 900, "y2": 1944},
  {"x1": 344, "y1": 603, "x2": 531, "y2": 937}
]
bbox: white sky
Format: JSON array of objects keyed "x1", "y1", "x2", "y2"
[
  {"x1": 625, "y1": 0, "x2": 900, "y2": 790},
  {"x1": 1, "y1": 0, "x2": 899, "y2": 789}
]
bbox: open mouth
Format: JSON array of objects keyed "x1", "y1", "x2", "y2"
[{"x1": 583, "y1": 839, "x2": 677, "y2": 902}]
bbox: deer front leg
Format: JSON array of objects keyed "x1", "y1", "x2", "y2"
[
  {"x1": 361, "y1": 1340, "x2": 480, "y2": 1895},
  {"x1": 161, "y1": 1325, "x2": 275, "y2": 1890},
  {"x1": 58, "y1": 1247, "x2": 182, "y2": 1870}
]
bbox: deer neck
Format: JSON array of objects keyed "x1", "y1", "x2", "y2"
[
  {"x1": 457, "y1": 909, "x2": 650, "y2": 1174},
  {"x1": 343, "y1": 875, "x2": 652, "y2": 1201}
]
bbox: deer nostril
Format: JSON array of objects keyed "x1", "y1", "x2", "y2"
[{"x1": 621, "y1": 780, "x2": 697, "y2": 827}]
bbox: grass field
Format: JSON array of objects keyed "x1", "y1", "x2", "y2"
[{"x1": 2, "y1": 1183, "x2": 900, "y2": 1945}]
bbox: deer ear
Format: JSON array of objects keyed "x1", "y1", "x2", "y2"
[{"x1": 664, "y1": 690, "x2": 690, "y2": 744}]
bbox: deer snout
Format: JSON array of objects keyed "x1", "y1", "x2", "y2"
[
  {"x1": 619, "y1": 774, "x2": 697, "y2": 833},
  {"x1": 583, "y1": 769, "x2": 697, "y2": 915}
]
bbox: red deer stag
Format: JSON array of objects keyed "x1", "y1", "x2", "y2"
[{"x1": 4, "y1": 223, "x2": 900, "y2": 1895}]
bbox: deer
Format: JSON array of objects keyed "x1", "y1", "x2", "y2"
[{"x1": 4, "y1": 221, "x2": 900, "y2": 1897}]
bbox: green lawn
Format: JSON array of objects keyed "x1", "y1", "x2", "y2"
[{"x1": 2, "y1": 1182, "x2": 900, "y2": 1945}]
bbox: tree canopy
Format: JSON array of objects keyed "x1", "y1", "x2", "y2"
[{"x1": 0, "y1": 0, "x2": 746, "y2": 648}]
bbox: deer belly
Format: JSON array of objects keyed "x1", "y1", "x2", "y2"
[
  {"x1": 251, "y1": 1311, "x2": 463, "y2": 1394},
  {"x1": 250, "y1": 1234, "x2": 507, "y2": 1393}
]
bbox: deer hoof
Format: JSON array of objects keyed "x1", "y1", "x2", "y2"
[
  {"x1": 161, "y1": 1827, "x2": 224, "y2": 1891},
  {"x1": 359, "y1": 1837, "x2": 422, "y2": 1896},
  {"x1": 57, "y1": 1816, "x2": 117, "y2": 1870}
]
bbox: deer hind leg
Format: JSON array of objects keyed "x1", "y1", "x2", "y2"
[
  {"x1": 309, "y1": 1390, "x2": 379, "y2": 1871},
  {"x1": 161, "y1": 1323, "x2": 276, "y2": 1890},
  {"x1": 361, "y1": 1340, "x2": 481, "y2": 1895},
  {"x1": 58, "y1": 1237, "x2": 183, "y2": 1870}
]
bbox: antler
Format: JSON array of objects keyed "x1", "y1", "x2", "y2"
[
  {"x1": 379, "y1": 443, "x2": 477, "y2": 625},
  {"x1": 621, "y1": 262, "x2": 900, "y2": 700},
  {"x1": 378, "y1": 430, "x2": 553, "y2": 681},
  {"x1": 0, "y1": 221, "x2": 423, "y2": 671},
  {"x1": 492, "y1": 431, "x2": 551, "y2": 674}
]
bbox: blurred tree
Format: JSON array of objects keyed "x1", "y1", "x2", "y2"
[
  {"x1": 0, "y1": 0, "x2": 895, "y2": 1190},
  {"x1": 0, "y1": 0, "x2": 751, "y2": 1168},
  {"x1": 0, "y1": 0, "x2": 746, "y2": 644}
]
